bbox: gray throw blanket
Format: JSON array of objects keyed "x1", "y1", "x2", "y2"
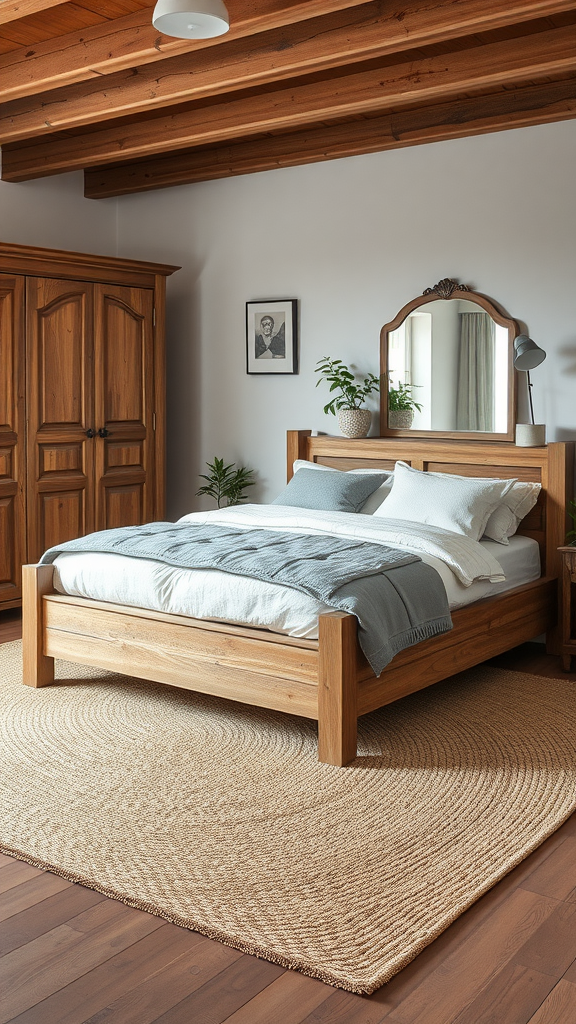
[{"x1": 40, "y1": 522, "x2": 452, "y2": 676}]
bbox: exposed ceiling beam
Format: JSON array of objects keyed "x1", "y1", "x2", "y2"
[
  {"x1": 4, "y1": 0, "x2": 576, "y2": 140},
  {"x1": 3, "y1": 23, "x2": 575, "y2": 180},
  {"x1": 2, "y1": 0, "x2": 576, "y2": 104},
  {"x1": 84, "y1": 78, "x2": 576, "y2": 198},
  {"x1": 0, "y1": 0, "x2": 370, "y2": 101},
  {"x1": 0, "y1": 0, "x2": 70, "y2": 24}
]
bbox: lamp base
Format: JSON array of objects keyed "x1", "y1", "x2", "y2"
[{"x1": 515, "y1": 423, "x2": 546, "y2": 447}]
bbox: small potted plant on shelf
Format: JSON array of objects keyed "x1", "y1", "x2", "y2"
[
  {"x1": 315, "y1": 356, "x2": 380, "y2": 438},
  {"x1": 196, "y1": 457, "x2": 255, "y2": 508},
  {"x1": 387, "y1": 379, "x2": 423, "y2": 429}
]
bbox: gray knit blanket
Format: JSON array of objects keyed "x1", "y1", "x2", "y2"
[{"x1": 40, "y1": 522, "x2": 452, "y2": 676}]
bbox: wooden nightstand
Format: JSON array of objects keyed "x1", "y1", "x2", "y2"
[{"x1": 559, "y1": 546, "x2": 576, "y2": 672}]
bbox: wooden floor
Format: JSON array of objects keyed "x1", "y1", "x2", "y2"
[{"x1": 1, "y1": 609, "x2": 576, "y2": 1024}]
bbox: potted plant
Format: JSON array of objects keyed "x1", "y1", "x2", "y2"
[
  {"x1": 196, "y1": 457, "x2": 255, "y2": 508},
  {"x1": 315, "y1": 357, "x2": 380, "y2": 438},
  {"x1": 387, "y1": 379, "x2": 423, "y2": 429}
]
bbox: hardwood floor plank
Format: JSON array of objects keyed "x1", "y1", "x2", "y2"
[
  {"x1": 451, "y1": 963, "x2": 557, "y2": 1024},
  {"x1": 386, "y1": 889, "x2": 559, "y2": 1024},
  {"x1": 0, "y1": 861, "x2": 44, "y2": 893},
  {"x1": 0, "y1": 898, "x2": 164, "y2": 1023},
  {"x1": 298, "y1": 987, "x2": 385, "y2": 1023},
  {"x1": 525, "y1": 978, "x2": 576, "y2": 1023},
  {"x1": 77, "y1": 934, "x2": 244, "y2": 1024},
  {"x1": 0, "y1": 853, "x2": 17, "y2": 868},
  {"x1": 513, "y1": 902, "x2": 576, "y2": 978},
  {"x1": 11, "y1": 925, "x2": 221, "y2": 1024},
  {"x1": 0, "y1": 882, "x2": 104, "y2": 956},
  {"x1": 520, "y1": 837, "x2": 576, "y2": 902},
  {"x1": 148, "y1": 954, "x2": 285, "y2": 1024},
  {"x1": 0, "y1": 871, "x2": 74, "y2": 923},
  {"x1": 219, "y1": 971, "x2": 330, "y2": 1023}
]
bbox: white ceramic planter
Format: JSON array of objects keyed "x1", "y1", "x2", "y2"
[
  {"x1": 515, "y1": 423, "x2": 546, "y2": 447},
  {"x1": 337, "y1": 408, "x2": 372, "y2": 438}
]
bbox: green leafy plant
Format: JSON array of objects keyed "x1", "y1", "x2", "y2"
[
  {"x1": 196, "y1": 457, "x2": 255, "y2": 508},
  {"x1": 567, "y1": 499, "x2": 576, "y2": 545},
  {"x1": 315, "y1": 356, "x2": 380, "y2": 415},
  {"x1": 387, "y1": 380, "x2": 423, "y2": 413}
]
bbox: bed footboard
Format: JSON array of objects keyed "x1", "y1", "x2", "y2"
[{"x1": 20, "y1": 563, "x2": 360, "y2": 766}]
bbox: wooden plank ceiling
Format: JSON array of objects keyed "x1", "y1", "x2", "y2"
[{"x1": 1, "y1": 0, "x2": 575, "y2": 198}]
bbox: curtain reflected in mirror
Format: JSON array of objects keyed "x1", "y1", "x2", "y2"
[{"x1": 387, "y1": 299, "x2": 509, "y2": 433}]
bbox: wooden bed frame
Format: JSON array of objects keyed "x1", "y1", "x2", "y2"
[{"x1": 22, "y1": 433, "x2": 574, "y2": 767}]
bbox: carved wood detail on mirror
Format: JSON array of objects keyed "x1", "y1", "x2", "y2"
[{"x1": 380, "y1": 280, "x2": 518, "y2": 442}]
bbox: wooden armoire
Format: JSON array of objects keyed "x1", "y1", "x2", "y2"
[{"x1": 0, "y1": 242, "x2": 179, "y2": 610}]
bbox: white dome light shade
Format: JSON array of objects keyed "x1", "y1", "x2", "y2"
[
  {"x1": 152, "y1": 0, "x2": 229, "y2": 38},
  {"x1": 513, "y1": 335, "x2": 547, "y2": 371}
]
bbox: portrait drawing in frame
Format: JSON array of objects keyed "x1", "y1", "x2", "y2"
[{"x1": 246, "y1": 299, "x2": 298, "y2": 374}]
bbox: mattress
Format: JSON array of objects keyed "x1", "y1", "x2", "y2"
[{"x1": 52, "y1": 532, "x2": 541, "y2": 642}]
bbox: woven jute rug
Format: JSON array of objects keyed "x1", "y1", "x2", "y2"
[{"x1": 1, "y1": 640, "x2": 575, "y2": 994}]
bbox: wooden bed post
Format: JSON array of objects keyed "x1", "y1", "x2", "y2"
[
  {"x1": 22, "y1": 564, "x2": 55, "y2": 687},
  {"x1": 286, "y1": 430, "x2": 312, "y2": 481},
  {"x1": 318, "y1": 612, "x2": 358, "y2": 766}
]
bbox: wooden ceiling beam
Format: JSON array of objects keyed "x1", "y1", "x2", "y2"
[
  {"x1": 4, "y1": 0, "x2": 576, "y2": 141},
  {"x1": 0, "y1": 0, "x2": 71, "y2": 25},
  {"x1": 2, "y1": 0, "x2": 576, "y2": 104},
  {"x1": 84, "y1": 78, "x2": 576, "y2": 198},
  {"x1": 3, "y1": 23, "x2": 575, "y2": 180},
  {"x1": 0, "y1": 0, "x2": 370, "y2": 101}
]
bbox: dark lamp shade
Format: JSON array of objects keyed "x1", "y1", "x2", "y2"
[
  {"x1": 513, "y1": 335, "x2": 546, "y2": 371},
  {"x1": 152, "y1": 0, "x2": 229, "y2": 38}
]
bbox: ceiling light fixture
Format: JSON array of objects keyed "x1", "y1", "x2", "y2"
[{"x1": 152, "y1": 0, "x2": 229, "y2": 39}]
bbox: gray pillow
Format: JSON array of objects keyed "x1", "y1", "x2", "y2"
[{"x1": 272, "y1": 467, "x2": 385, "y2": 513}]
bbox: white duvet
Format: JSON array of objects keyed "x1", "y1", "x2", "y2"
[{"x1": 52, "y1": 504, "x2": 540, "y2": 640}]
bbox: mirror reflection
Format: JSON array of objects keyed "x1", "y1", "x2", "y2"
[{"x1": 386, "y1": 298, "x2": 509, "y2": 433}]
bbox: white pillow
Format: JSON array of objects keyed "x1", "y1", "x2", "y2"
[
  {"x1": 373, "y1": 461, "x2": 517, "y2": 541},
  {"x1": 482, "y1": 481, "x2": 541, "y2": 544},
  {"x1": 292, "y1": 459, "x2": 393, "y2": 514}
]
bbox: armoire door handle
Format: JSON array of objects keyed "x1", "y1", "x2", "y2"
[
  {"x1": 85, "y1": 428, "x2": 96, "y2": 438},
  {"x1": 98, "y1": 427, "x2": 111, "y2": 438}
]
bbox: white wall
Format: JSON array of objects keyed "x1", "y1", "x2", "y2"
[
  {"x1": 114, "y1": 120, "x2": 573, "y2": 515},
  {"x1": 0, "y1": 170, "x2": 118, "y2": 254}
]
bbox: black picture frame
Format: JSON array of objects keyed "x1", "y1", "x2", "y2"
[{"x1": 246, "y1": 299, "x2": 298, "y2": 374}]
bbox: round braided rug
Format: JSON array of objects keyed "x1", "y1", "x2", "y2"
[{"x1": 1, "y1": 639, "x2": 575, "y2": 994}]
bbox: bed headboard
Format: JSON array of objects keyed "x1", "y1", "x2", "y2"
[{"x1": 287, "y1": 431, "x2": 574, "y2": 580}]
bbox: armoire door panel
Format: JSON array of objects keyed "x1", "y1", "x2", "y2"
[
  {"x1": 103, "y1": 483, "x2": 144, "y2": 530},
  {"x1": 39, "y1": 442, "x2": 83, "y2": 477},
  {"x1": 0, "y1": 498, "x2": 16, "y2": 586},
  {"x1": 101, "y1": 297, "x2": 144, "y2": 424},
  {"x1": 26, "y1": 277, "x2": 95, "y2": 562},
  {"x1": 37, "y1": 293, "x2": 86, "y2": 427},
  {"x1": 94, "y1": 284, "x2": 155, "y2": 529},
  {"x1": 0, "y1": 447, "x2": 13, "y2": 479},
  {"x1": 105, "y1": 440, "x2": 144, "y2": 471},
  {"x1": 38, "y1": 491, "x2": 86, "y2": 554},
  {"x1": 0, "y1": 274, "x2": 25, "y2": 605}
]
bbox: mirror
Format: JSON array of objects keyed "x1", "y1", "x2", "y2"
[{"x1": 380, "y1": 279, "x2": 518, "y2": 441}]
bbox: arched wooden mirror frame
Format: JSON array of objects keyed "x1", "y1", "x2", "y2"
[{"x1": 380, "y1": 279, "x2": 519, "y2": 442}]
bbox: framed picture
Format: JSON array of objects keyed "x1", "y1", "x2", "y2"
[{"x1": 246, "y1": 299, "x2": 298, "y2": 375}]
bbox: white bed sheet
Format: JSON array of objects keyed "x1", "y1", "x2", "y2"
[{"x1": 52, "y1": 533, "x2": 541, "y2": 641}]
